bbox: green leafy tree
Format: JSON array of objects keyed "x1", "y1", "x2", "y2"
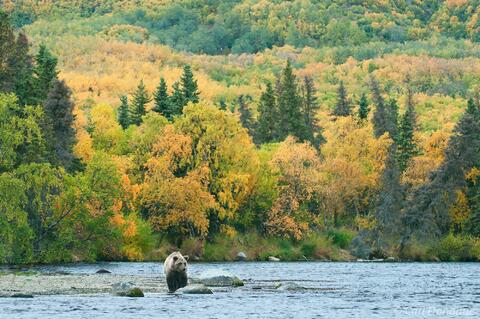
[
  {"x1": 117, "y1": 95, "x2": 129, "y2": 129},
  {"x1": 180, "y1": 65, "x2": 199, "y2": 104},
  {"x1": 129, "y1": 80, "x2": 151, "y2": 126},
  {"x1": 332, "y1": 80, "x2": 351, "y2": 116},
  {"x1": 0, "y1": 93, "x2": 45, "y2": 172}
]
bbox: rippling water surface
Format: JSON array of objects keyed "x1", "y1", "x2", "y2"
[{"x1": 1, "y1": 262, "x2": 479, "y2": 318}]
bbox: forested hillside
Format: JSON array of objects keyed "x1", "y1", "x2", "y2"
[{"x1": 1, "y1": 1, "x2": 480, "y2": 264}]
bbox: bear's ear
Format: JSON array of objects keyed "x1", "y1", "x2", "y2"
[
  {"x1": 173, "y1": 256, "x2": 178, "y2": 261},
  {"x1": 184, "y1": 255, "x2": 189, "y2": 261}
]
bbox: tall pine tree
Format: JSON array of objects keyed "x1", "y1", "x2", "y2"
[
  {"x1": 358, "y1": 93, "x2": 370, "y2": 121},
  {"x1": 12, "y1": 32, "x2": 35, "y2": 106},
  {"x1": 117, "y1": 95, "x2": 129, "y2": 129},
  {"x1": 181, "y1": 65, "x2": 199, "y2": 104},
  {"x1": 170, "y1": 81, "x2": 185, "y2": 115},
  {"x1": 237, "y1": 94, "x2": 255, "y2": 137},
  {"x1": 371, "y1": 77, "x2": 397, "y2": 139},
  {"x1": 332, "y1": 80, "x2": 351, "y2": 116},
  {"x1": 34, "y1": 45, "x2": 58, "y2": 103},
  {"x1": 255, "y1": 82, "x2": 279, "y2": 144},
  {"x1": 44, "y1": 79, "x2": 76, "y2": 168},
  {"x1": 152, "y1": 78, "x2": 174, "y2": 120},
  {"x1": 397, "y1": 90, "x2": 418, "y2": 173},
  {"x1": 0, "y1": 10, "x2": 15, "y2": 93},
  {"x1": 277, "y1": 60, "x2": 307, "y2": 142},
  {"x1": 129, "y1": 80, "x2": 150, "y2": 126},
  {"x1": 401, "y1": 99, "x2": 480, "y2": 248},
  {"x1": 302, "y1": 75, "x2": 323, "y2": 147}
]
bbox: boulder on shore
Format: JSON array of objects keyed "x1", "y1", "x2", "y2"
[{"x1": 268, "y1": 256, "x2": 280, "y2": 262}]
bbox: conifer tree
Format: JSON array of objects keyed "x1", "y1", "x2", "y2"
[
  {"x1": 44, "y1": 79, "x2": 76, "y2": 168},
  {"x1": 397, "y1": 93, "x2": 418, "y2": 173},
  {"x1": 256, "y1": 82, "x2": 278, "y2": 144},
  {"x1": 371, "y1": 152, "x2": 404, "y2": 256},
  {"x1": 358, "y1": 93, "x2": 370, "y2": 121},
  {"x1": 34, "y1": 45, "x2": 58, "y2": 103},
  {"x1": 0, "y1": 11, "x2": 16, "y2": 93},
  {"x1": 12, "y1": 32, "x2": 35, "y2": 106},
  {"x1": 401, "y1": 100, "x2": 480, "y2": 247},
  {"x1": 117, "y1": 95, "x2": 129, "y2": 129},
  {"x1": 219, "y1": 98, "x2": 227, "y2": 111},
  {"x1": 302, "y1": 76, "x2": 323, "y2": 147},
  {"x1": 180, "y1": 64, "x2": 199, "y2": 104},
  {"x1": 152, "y1": 78, "x2": 173, "y2": 120},
  {"x1": 277, "y1": 60, "x2": 307, "y2": 141},
  {"x1": 332, "y1": 80, "x2": 351, "y2": 116},
  {"x1": 129, "y1": 80, "x2": 150, "y2": 126},
  {"x1": 237, "y1": 95, "x2": 255, "y2": 137},
  {"x1": 170, "y1": 81, "x2": 185, "y2": 115},
  {"x1": 371, "y1": 77, "x2": 397, "y2": 140}
]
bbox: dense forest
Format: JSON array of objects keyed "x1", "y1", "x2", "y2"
[{"x1": 1, "y1": 1, "x2": 480, "y2": 264}]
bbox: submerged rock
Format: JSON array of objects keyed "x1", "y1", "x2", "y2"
[
  {"x1": 112, "y1": 281, "x2": 136, "y2": 295},
  {"x1": 268, "y1": 256, "x2": 280, "y2": 262},
  {"x1": 386, "y1": 257, "x2": 396, "y2": 262},
  {"x1": 275, "y1": 282, "x2": 307, "y2": 291},
  {"x1": 96, "y1": 269, "x2": 111, "y2": 274},
  {"x1": 193, "y1": 269, "x2": 243, "y2": 287},
  {"x1": 177, "y1": 284, "x2": 213, "y2": 294},
  {"x1": 236, "y1": 251, "x2": 247, "y2": 261},
  {"x1": 117, "y1": 287, "x2": 144, "y2": 297},
  {"x1": 11, "y1": 293, "x2": 34, "y2": 298}
]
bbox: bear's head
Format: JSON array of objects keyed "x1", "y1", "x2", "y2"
[{"x1": 172, "y1": 252, "x2": 189, "y2": 272}]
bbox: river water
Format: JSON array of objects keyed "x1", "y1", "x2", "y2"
[{"x1": 1, "y1": 262, "x2": 479, "y2": 318}]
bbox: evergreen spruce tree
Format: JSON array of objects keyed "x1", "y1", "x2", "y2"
[
  {"x1": 34, "y1": 45, "x2": 58, "y2": 103},
  {"x1": 255, "y1": 82, "x2": 278, "y2": 144},
  {"x1": 466, "y1": 173, "x2": 480, "y2": 236},
  {"x1": 371, "y1": 152, "x2": 404, "y2": 256},
  {"x1": 332, "y1": 80, "x2": 351, "y2": 116},
  {"x1": 180, "y1": 64, "x2": 199, "y2": 104},
  {"x1": 237, "y1": 95, "x2": 255, "y2": 137},
  {"x1": 0, "y1": 11, "x2": 16, "y2": 93},
  {"x1": 129, "y1": 80, "x2": 151, "y2": 126},
  {"x1": 386, "y1": 98, "x2": 399, "y2": 141},
  {"x1": 371, "y1": 77, "x2": 397, "y2": 140},
  {"x1": 152, "y1": 78, "x2": 174, "y2": 120},
  {"x1": 277, "y1": 60, "x2": 307, "y2": 141},
  {"x1": 170, "y1": 81, "x2": 185, "y2": 115},
  {"x1": 44, "y1": 79, "x2": 76, "y2": 168},
  {"x1": 302, "y1": 75, "x2": 323, "y2": 147},
  {"x1": 12, "y1": 32, "x2": 35, "y2": 106},
  {"x1": 401, "y1": 100, "x2": 480, "y2": 248},
  {"x1": 397, "y1": 93, "x2": 418, "y2": 173},
  {"x1": 117, "y1": 95, "x2": 129, "y2": 129},
  {"x1": 219, "y1": 98, "x2": 227, "y2": 111},
  {"x1": 358, "y1": 93, "x2": 370, "y2": 121}
]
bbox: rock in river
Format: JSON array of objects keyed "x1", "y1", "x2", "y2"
[
  {"x1": 177, "y1": 284, "x2": 213, "y2": 294},
  {"x1": 112, "y1": 281, "x2": 145, "y2": 297},
  {"x1": 275, "y1": 282, "x2": 307, "y2": 291},
  {"x1": 268, "y1": 256, "x2": 280, "y2": 262},
  {"x1": 193, "y1": 269, "x2": 244, "y2": 287},
  {"x1": 96, "y1": 269, "x2": 111, "y2": 274},
  {"x1": 235, "y1": 251, "x2": 247, "y2": 261}
]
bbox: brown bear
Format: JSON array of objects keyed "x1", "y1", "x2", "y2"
[{"x1": 163, "y1": 251, "x2": 189, "y2": 292}]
